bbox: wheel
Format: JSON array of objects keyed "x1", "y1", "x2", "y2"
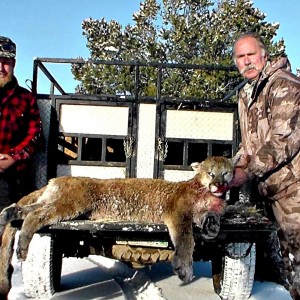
[
  {"x1": 211, "y1": 242, "x2": 256, "y2": 300},
  {"x1": 21, "y1": 233, "x2": 62, "y2": 298}
]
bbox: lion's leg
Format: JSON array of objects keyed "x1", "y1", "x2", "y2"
[
  {"x1": 165, "y1": 214, "x2": 194, "y2": 283},
  {"x1": 0, "y1": 224, "x2": 17, "y2": 298},
  {"x1": 0, "y1": 188, "x2": 46, "y2": 298},
  {"x1": 17, "y1": 199, "x2": 92, "y2": 261}
]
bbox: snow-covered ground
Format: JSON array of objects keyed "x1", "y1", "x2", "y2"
[{"x1": 8, "y1": 253, "x2": 292, "y2": 300}]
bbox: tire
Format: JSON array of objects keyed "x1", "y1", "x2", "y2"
[
  {"x1": 212, "y1": 242, "x2": 256, "y2": 300},
  {"x1": 112, "y1": 244, "x2": 174, "y2": 265},
  {"x1": 21, "y1": 233, "x2": 62, "y2": 298}
]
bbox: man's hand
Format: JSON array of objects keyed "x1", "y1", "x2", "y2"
[
  {"x1": 228, "y1": 167, "x2": 249, "y2": 189},
  {"x1": 0, "y1": 154, "x2": 15, "y2": 172}
]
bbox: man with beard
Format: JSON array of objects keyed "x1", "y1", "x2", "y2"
[
  {"x1": 230, "y1": 32, "x2": 300, "y2": 299},
  {"x1": 0, "y1": 36, "x2": 43, "y2": 212}
]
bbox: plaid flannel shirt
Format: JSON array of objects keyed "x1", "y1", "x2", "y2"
[{"x1": 0, "y1": 76, "x2": 43, "y2": 172}]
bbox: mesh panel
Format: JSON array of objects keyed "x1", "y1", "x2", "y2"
[
  {"x1": 59, "y1": 104, "x2": 129, "y2": 135},
  {"x1": 56, "y1": 164, "x2": 126, "y2": 179},
  {"x1": 166, "y1": 110, "x2": 233, "y2": 140},
  {"x1": 33, "y1": 99, "x2": 51, "y2": 189}
]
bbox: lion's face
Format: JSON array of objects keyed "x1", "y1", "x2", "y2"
[{"x1": 191, "y1": 156, "x2": 235, "y2": 197}]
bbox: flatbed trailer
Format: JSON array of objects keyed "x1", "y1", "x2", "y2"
[{"x1": 17, "y1": 58, "x2": 280, "y2": 299}]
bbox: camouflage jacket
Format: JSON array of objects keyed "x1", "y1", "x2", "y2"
[{"x1": 236, "y1": 57, "x2": 300, "y2": 201}]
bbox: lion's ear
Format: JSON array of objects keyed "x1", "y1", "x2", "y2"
[
  {"x1": 191, "y1": 162, "x2": 203, "y2": 173},
  {"x1": 231, "y1": 155, "x2": 241, "y2": 167}
]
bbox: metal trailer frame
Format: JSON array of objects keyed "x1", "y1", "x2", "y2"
[
  {"x1": 19, "y1": 58, "x2": 278, "y2": 300},
  {"x1": 31, "y1": 58, "x2": 240, "y2": 185}
]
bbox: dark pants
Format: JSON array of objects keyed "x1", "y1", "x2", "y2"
[{"x1": 0, "y1": 170, "x2": 35, "y2": 212}]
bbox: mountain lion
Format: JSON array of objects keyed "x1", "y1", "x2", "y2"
[{"x1": 0, "y1": 155, "x2": 238, "y2": 297}]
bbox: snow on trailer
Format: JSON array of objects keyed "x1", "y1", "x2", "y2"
[{"x1": 20, "y1": 58, "x2": 278, "y2": 300}]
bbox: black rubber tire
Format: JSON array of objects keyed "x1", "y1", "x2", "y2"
[
  {"x1": 212, "y1": 242, "x2": 256, "y2": 300},
  {"x1": 21, "y1": 233, "x2": 62, "y2": 298}
]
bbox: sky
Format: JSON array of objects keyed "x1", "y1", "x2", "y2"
[{"x1": 2, "y1": 0, "x2": 300, "y2": 94}]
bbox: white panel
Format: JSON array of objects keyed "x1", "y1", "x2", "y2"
[
  {"x1": 166, "y1": 110, "x2": 233, "y2": 140},
  {"x1": 56, "y1": 165, "x2": 126, "y2": 179},
  {"x1": 163, "y1": 170, "x2": 196, "y2": 182},
  {"x1": 136, "y1": 104, "x2": 156, "y2": 178},
  {"x1": 59, "y1": 105, "x2": 129, "y2": 135}
]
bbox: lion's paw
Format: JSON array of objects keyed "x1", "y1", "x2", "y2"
[
  {"x1": 172, "y1": 252, "x2": 193, "y2": 283},
  {"x1": 16, "y1": 246, "x2": 28, "y2": 262},
  {"x1": 0, "y1": 204, "x2": 18, "y2": 235},
  {"x1": 194, "y1": 211, "x2": 221, "y2": 240}
]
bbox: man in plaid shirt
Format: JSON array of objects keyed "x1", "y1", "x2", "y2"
[{"x1": 0, "y1": 36, "x2": 43, "y2": 212}]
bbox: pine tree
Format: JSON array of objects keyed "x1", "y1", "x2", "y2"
[{"x1": 71, "y1": 0, "x2": 285, "y2": 101}]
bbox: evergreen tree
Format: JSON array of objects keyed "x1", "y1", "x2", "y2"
[{"x1": 71, "y1": 0, "x2": 285, "y2": 101}]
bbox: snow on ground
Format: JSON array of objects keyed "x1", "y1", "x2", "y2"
[{"x1": 9, "y1": 253, "x2": 292, "y2": 300}]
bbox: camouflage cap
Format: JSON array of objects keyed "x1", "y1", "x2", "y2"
[{"x1": 0, "y1": 36, "x2": 16, "y2": 59}]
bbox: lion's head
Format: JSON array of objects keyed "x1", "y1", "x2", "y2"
[{"x1": 191, "y1": 156, "x2": 238, "y2": 197}]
